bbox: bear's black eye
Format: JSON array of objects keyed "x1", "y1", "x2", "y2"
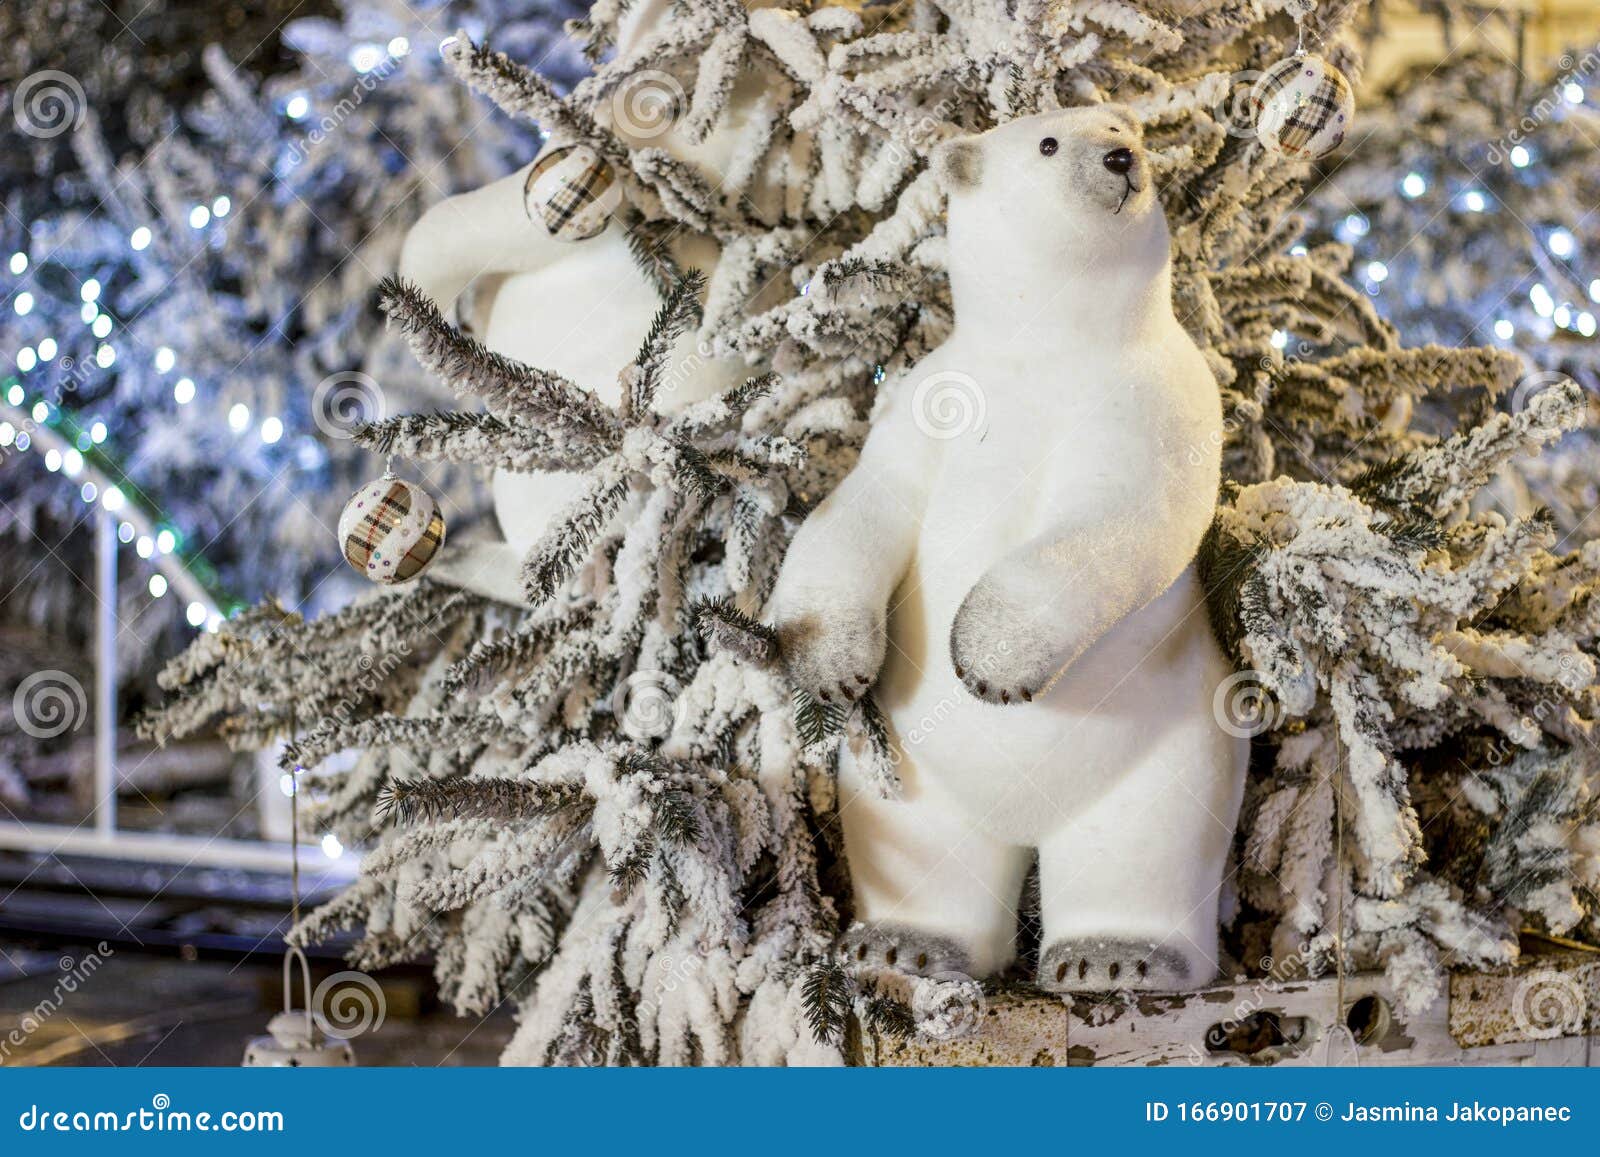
[{"x1": 1039, "y1": 137, "x2": 1058, "y2": 156}]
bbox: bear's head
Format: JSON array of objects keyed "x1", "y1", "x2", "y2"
[{"x1": 933, "y1": 105, "x2": 1166, "y2": 279}]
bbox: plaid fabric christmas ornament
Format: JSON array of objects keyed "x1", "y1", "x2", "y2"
[
  {"x1": 523, "y1": 144, "x2": 623, "y2": 241},
  {"x1": 1250, "y1": 53, "x2": 1354, "y2": 160},
  {"x1": 337, "y1": 473, "x2": 446, "y2": 584}
]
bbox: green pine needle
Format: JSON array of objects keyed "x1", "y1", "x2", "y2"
[{"x1": 801, "y1": 961, "x2": 852, "y2": 1045}]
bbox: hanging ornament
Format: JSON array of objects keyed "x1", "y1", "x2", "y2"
[
  {"x1": 244, "y1": 711, "x2": 357, "y2": 1067},
  {"x1": 523, "y1": 143, "x2": 623, "y2": 241},
  {"x1": 243, "y1": 949, "x2": 358, "y2": 1067},
  {"x1": 338, "y1": 467, "x2": 445, "y2": 584},
  {"x1": 1251, "y1": 2, "x2": 1354, "y2": 160}
]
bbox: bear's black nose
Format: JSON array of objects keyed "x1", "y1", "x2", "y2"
[{"x1": 1103, "y1": 147, "x2": 1135, "y2": 175}]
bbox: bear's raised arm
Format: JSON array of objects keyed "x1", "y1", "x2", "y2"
[
  {"x1": 770, "y1": 391, "x2": 939, "y2": 704},
  {"x1": 398, "y1": 160, "x2": 569, "y2": 324},
  {"x1": 949, "y1": 457, "x2": 1217, "y2": 705}
]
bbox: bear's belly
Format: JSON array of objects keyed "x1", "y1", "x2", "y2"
[{"x1": 872, "y1": 567, "x2": 1236, "y2": 845}]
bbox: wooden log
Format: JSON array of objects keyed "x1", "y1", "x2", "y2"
[{"x1": 858, "y1": 942, "x2": 1598, "y2": 1066}]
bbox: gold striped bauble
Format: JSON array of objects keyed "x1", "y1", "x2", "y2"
[
  {"x1": 1251, "y1": 53, "x2": 1354, "y2": 160},
  {"x1": 523, "y1": 144, "x2": 623, "y2": 241},
  {"x1": 338, "y1": 475, "x2": 445, "y2": 584}
]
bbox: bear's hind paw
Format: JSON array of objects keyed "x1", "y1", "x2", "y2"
[
  {"x1": 838, "y1": 922, "x2": 972, "y2": 978},
  {"x1": 1037, "y1": 938, "x2": 1207, "y2": 993}
]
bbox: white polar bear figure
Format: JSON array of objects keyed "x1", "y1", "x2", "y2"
[
  {"x1": 396, "y1": 0, "x2": 776, "y2": 603},
  {"x1": 771, "y1": 106, "x2": 1249, "y2": 992}
]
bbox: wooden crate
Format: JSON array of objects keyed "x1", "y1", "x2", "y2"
[{"x1": 853, "y1": 939, "x2": 1598, "y2": 1066}]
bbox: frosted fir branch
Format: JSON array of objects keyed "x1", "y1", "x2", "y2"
[
  {"x1": 623, "y1": 217, "x2": 691, "y2": 302},
  {"x1": 849, "y1": 695, "x2": 902, "y2": 800},
  {"x1": 357, "y1": 816, "x2": 504, "y2": 877},
  {"x1": 630, "y1": 270, "x2": 708, "y2": 417},
  {"x1": 668, "y1": 443, "x2": 734, "y2": 502},
  {"x1": 286, "y1": 878, "x2": 384, "y2": 950},
  {"x1": 692, "y1": 598, "x2": 779, "y2": 664},
  {"x1": 627, "y1": 147, "x2": 729, "y2": 235},
  {"x1": 441, "y1": 32, "x2": 609, "y2": 155},
  {"x1": 286, "y1": 711, "x2": 508, "y2": 776},
  {"x1": 859, "y1": 982, "x2": 917, "y2": 1040},
  {"x1": 1195, "y1": 519, "x2": 1270, "y2": 664},
  {"x1": 1366, "y1": 383, "x2": 1585, "y2": 517},
  {"x1": 1478, "y1": 755, "x2": 1588, "y2": 915},
  {"x1": 378, "y1": 277, "x2": 621, "y2": 448},
  {"x1": 144, "y1": 586, "x2": 479, "y2": 745},
  {"x1": 684, "y1": 28, "x2": 747, "y2": 142},
  {"x1": 405, "y1": 818, "x2": 593, "y2": 912},
  {"x1": 747, "y1": 6, "x2": 828, "y2": 82},
  {"x1": 1330, "y1": 663, "x2": 1423, "y2": 897},
  {"x1": 1070, "y1": 0, "x2": 1184, "y2": 55},
  {"x1": 793, "y1": 689, "x2": 846, "y2": 748},
  {"x1": 666, "y1": 373, "x2": 779, "y2": 440},
  {"x1": 377, "y1": 777, "x2": 587, "y2": 826},
  {"x1": 818, "y1": 256, "x2": 912, "y2": 294},
  {"x1": 443, "y1": 606, "x2": 596, "y2": 696},
  {"x1": 521, "y1": 465, "x2": 633, "y2": 606},
  {"x1": 353, "y1": 412, "x2": 590, "y2": 473},
  {"x1": 800, "y1": 960, "x2": 851, "y2": 1044}
]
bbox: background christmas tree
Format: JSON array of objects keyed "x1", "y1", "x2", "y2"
[
  {"x1": 142, "y1": 0, "x2": 1600, "y2": 1064},
  {"x1": 1309, "y1": 46, "x2": 1600, "y2": 534},
  {"x1": 1, "y1": 0, "x2": 584, "y2": 820}
]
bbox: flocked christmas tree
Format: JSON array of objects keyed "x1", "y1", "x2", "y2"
[{"x1": 144, "y1": 0, "x2": 1600, "y2": 1063}]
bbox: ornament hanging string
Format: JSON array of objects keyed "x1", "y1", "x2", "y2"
[
  {"x1": 289, "y1": 689, "x2": 300, "y2": 931},
  {"x1": 1323, "y1": 739, "x2": 1360, "y2": 1066},
  {"x1": 1289, "y1": 0, "x2": 1315, "y2": 56}
]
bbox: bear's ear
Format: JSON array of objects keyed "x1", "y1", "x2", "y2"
[
  {"x1": 1101, "y1": 104, "x2": 1143, "y2": 136},
  {"x1": 932, "y1": 134, "x2": 983, "y2": 192}
]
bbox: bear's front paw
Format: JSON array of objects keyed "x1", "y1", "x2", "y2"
[
  {"x1": 949, "y1": 581, "x2": 1059, "y2": 705},
  {"x1": 776, "y1": 605, "x2": 885, "y2": 704}
]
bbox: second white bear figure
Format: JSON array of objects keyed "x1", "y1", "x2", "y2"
[{"x1": 772, "y1": 106, "x2": 1249, "y2": 992}]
